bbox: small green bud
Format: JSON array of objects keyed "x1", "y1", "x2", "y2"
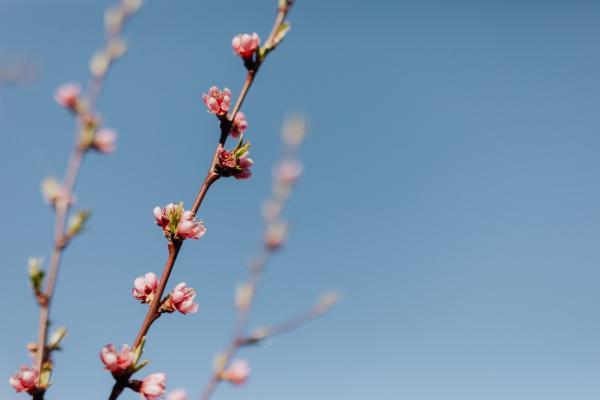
[
  {"x1": 28, "y1": 257, "x2": 45, "y2": 295},
  {"x1": 67, "y1": 210, "x2": 91, "y2": 238}
]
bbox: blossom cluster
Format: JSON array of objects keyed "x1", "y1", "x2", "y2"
[
  {"x1": 153, "y1": 203, "x2": 206, "y2": 240},
  {"x1": 54, "y1": 83, "x2": 118, "y2": 154},
  {"x1": 132, "y1": 273, "x2": 199, "y2": 315}
]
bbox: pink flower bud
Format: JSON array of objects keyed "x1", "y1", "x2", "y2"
[
  {"x1": 202, "y1": 86, "x2": 231, "y2": 116},
  {"x1": 221, "y1": 359, "x2": 250, "y2": 385},
  {"x1": 133, "y1": 272, "x2": 159, "y2": 303},
  {"x1": 54, "y1": 83, "x2": 81, "y2": 109},
  {"x1": 232, "y1": 33, "x2": 260, "y2": 59},
  {"x1": 230, "y1": 111, "x2": 248, "y2": 138},
  {"x1": 167, "y1": 389, "x2": 187, "y2": 400},
  {"x1": 140, "y1": 373, "x2": 167, "y2": 400},
  {"x1": 274, "y1": 159, "x2": 303, "y2": 185},
  {"x1": 94, "y1": 128, "x2": 117, "y2": 153},
  {"x1": 100, "y1": 344, "x2": 134, "y2": 374},
  {"x1": 153, "y1": 205, "x2": 170, "y2": 230},
  {"x1": 9, "y1": 366, "x2": 38, "y2": 394},
  {"x1": 170, "y1": 282, "x2": 199, "y2": 315}
]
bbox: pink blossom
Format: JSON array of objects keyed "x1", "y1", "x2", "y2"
[
  {"x1": 234, "y1": 154, "x2": 254, "y2": 180},
  {"x1": 170, "y1": 282, "x2": 199, "y2": 314},
  {"x1": 94, "y1": 128, "x2": 117, "y2": 153},
  {"x1": 54, "y1": 83, "x2": 81, "y2": 109},
  {"x1": 41, "y1": 177, "x2": 75, "y2": 206},
  {"x1": 274, "y1": 159, "x2": 303, "y2": 185},
  {"x1": 100, "y1": 344, "x2": 134, "y2": 374},
  {"x1": 154, "y1": 203, "x2": 206, "y2": 240},
  {"x1": 140, "y1": 373, "x2": 167, "y2": 400},
  {"x1": 167, "y1": 389, "x2": 187, "y2": 400},
  {"x1": 221, "y1": 359, "x2": 250, "y2": 385},
  {"x1": 177, "y1": 211, "x2": 206, "y2": 240},
  {"x1": 9, "y1": 366, "x2": 38, "y2": 394},
  {"x1": 232, "y1": 33, "x2": 260, "y2": 59},
  {"x1": 153, "y1": 204, "x2": 174, "y2": 231},
  {"x1": 230, "y1": 111, "x2": 248, "y2": 138},
  {"x1": 264, "y1": 221, "x2": 287, "y2": 250},
  {"x1": 202, "y1": 86, "x2": 231, "y2": 116},
  {"x1": 133, "y1": 272, "x2": 159, "y2": 303}
]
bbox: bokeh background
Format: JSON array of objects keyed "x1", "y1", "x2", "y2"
[{"x1": 1, "y1": 0, "x2": 600, "y2": 399}]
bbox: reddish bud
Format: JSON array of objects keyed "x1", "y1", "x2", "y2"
[
  {"x1": 232, "y1": 33, "x2": 260, "y2": 59},
  {"x1": 9, "y1": 366, "x2": 39, "y2": 394},
  {"x1": 54, "y1": 83, "x2": 81, "y2": 109}
]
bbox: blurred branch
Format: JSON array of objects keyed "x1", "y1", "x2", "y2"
[
  {"x1": 199, "y1": 118, "x2": 338, "y2": 400},
  {"x1": 0, "y1": 57, "x2": 38, "y2": 87},
  {"x1": 28, "y1": 1, "x2": 143, "y2": 399}
]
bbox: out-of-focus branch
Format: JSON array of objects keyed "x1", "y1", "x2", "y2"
[
  {"x1": 199, "y1": 118, "x2": 339, "y2": 400},
  {"x1": 25, "y1": 2, "x2": 143, "y2": 399},
  {"x1": 0, "y1": 57, "x2": 38, "y2": 87}
]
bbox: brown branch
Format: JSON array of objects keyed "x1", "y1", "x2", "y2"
[
  {"x1": 132, "y1": 241, "x2": 181, "y2": 348},
  {"x1": 108, "y1": 3, "x2": 295, "y2": 399}
]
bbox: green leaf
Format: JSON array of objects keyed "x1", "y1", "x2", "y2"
[
  {"x1": 273, "y1": 21, "x2": 291, "y2": 47},
  {"x1": 132, "y1": 336, "x2": 146, "y2": 365},
  {"x1": 67, "y1": 210, "x2": 92, "y2": 238},
  {"x1": 28, "y1": 257, "x2": 45, "y2": 294},
  {"x1": 48, "y1": 327, "x2": 67, "y2": 351},
  {"x1": 234, "y1": 141, "x2": 251, "y2": 158},
  {"x1": 133, "y1": 359, "x2": 149, "y2": 373}
]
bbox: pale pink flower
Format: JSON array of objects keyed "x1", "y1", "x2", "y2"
[
  {"x1": 133, "y1": 272, "x2": 159, "y2": 303},
  {"x1": 41, "y1": 177, "x2": 75, "y2": 206},
  {"x1": 221, "y1": 359, "x2": 250, "y2": 385},
  {"x1": 9, "y1": 366, "x2": 38, "y2": 394},
  {"x1": 232, "y1": 33, "x2": 260, "y2": 59},
  {"x1": 153, "y1": 204, "x2": 174, "y2": 231},
  {"x1": 54, "y1": 83, "x2": 81, "y2": 109},
  {"x1": 264, "y1": 221, "x2": 287, "y2": 250},
  {"x1": 170, "y1": 282, "x2": 199, "y2": 314},
  {"x1": 94, "y1": 128, "x2": 117, "y2": 153},
  {"x1": 154, "y1": 203, "x2": 206, "y2": 240},
  {"x1": 202, "y1": 86, "x2": 231, "y2": 116},
  {"x1": 167, "y1": 389, "x2": 187, "y2": 400},
  {"x1": 177, "y1": 211, "x2": 206, "y2": 240},
  {"x1": 100, "y1": 344, "x2": 134, "y2": 374},
  {"x1": 274, "y1": 159, "x2": 303, "y2": 185},
  {"x1": 140, "y1": 373, "x2": 167, "y2": 400},
  {"x1": 230, "y1": 111, "x2": 248, "y2": 138},
  {"x1": 234, "y1": 154, "x2": 254, "y2": 180}
]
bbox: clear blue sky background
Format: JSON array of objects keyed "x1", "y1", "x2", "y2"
[{"x1": 1, "y1": 0, "x2": 600, "y2": 399}]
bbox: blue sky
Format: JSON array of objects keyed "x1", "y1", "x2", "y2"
[{"x1": 1, "y1": 0, "x2": 600, "y2": 399}]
